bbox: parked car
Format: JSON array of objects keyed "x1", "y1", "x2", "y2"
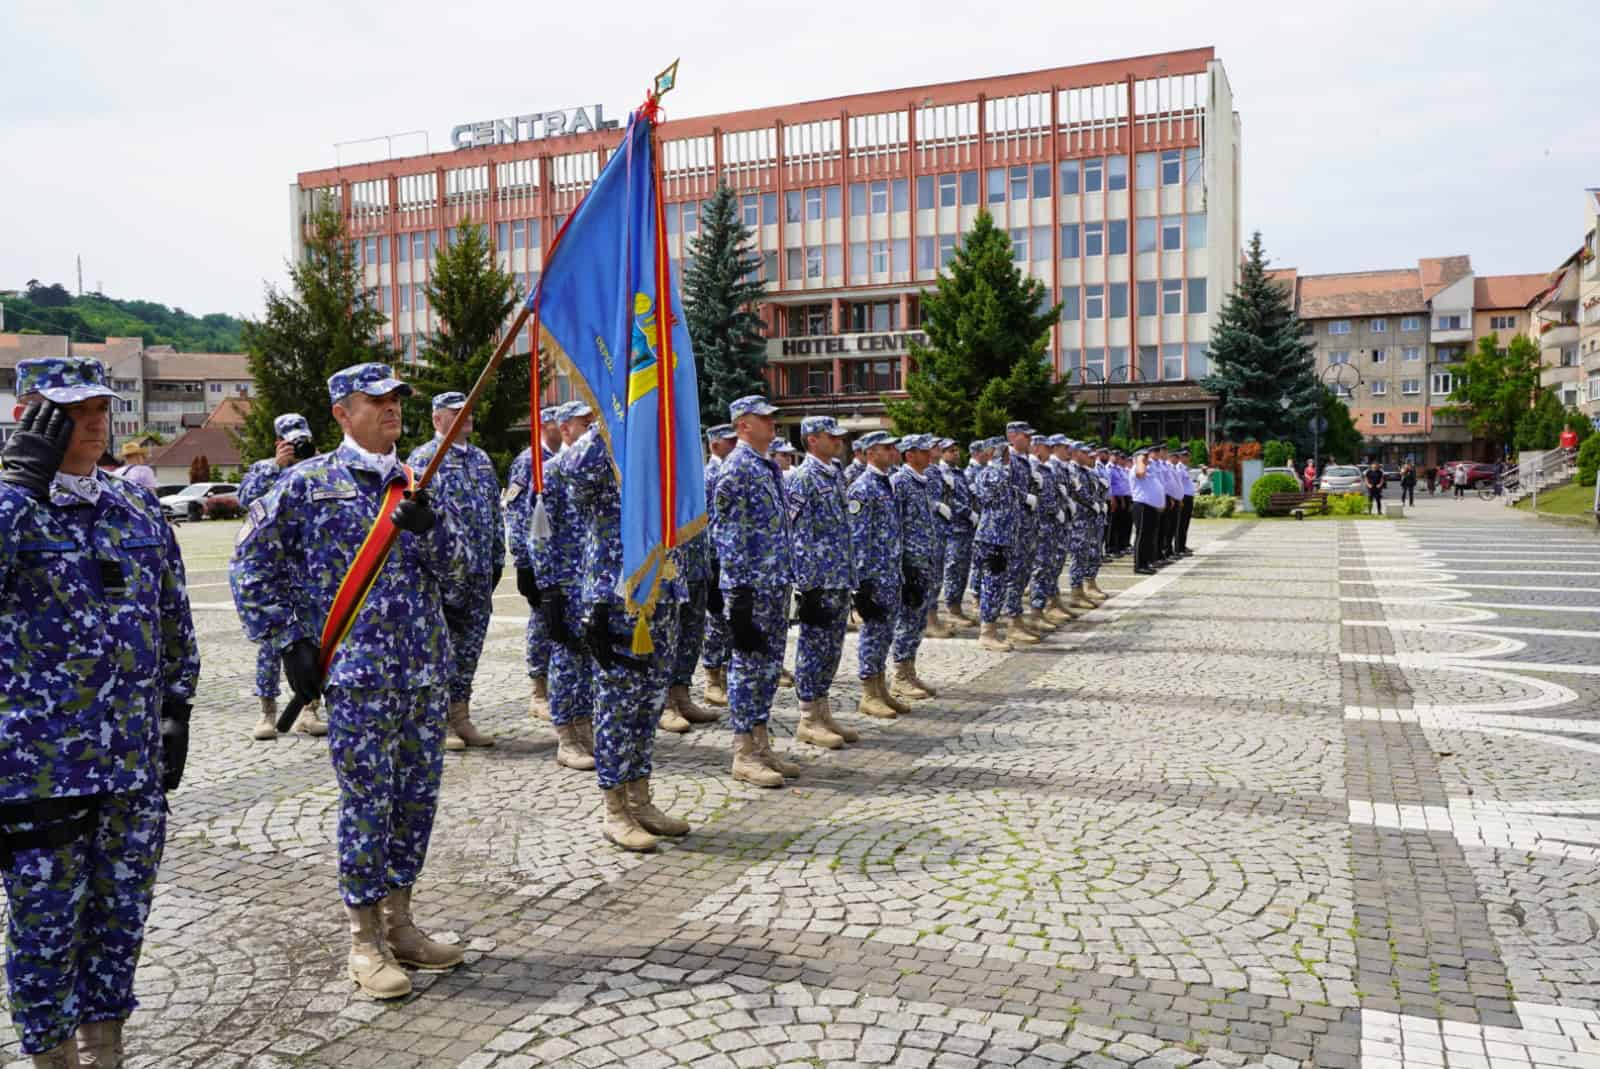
[
  {"x1": 1382, "y1": 466, "x2": 1402, "y2": 484},
  {"x1": 1261, "y1": 466, "x2": 1298, "y2": 480},
  {"x1": 1445, "y1": 462, "x2": 1499, "y2": 489},
  {"x1": 1319, "y1": 465, "x2": 1364, "y2": 493},
  {"x1": 155, "y1": 483, "x2": 187, "y2": 499},
  {"x1": 160, "y1": 482, "x2": 239, "y2": 522}
]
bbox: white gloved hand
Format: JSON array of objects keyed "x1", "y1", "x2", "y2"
[
  {"x1": 935, "y1": 502, "x2": 952, "y2": 520},
  {"x1": 1055, "y1": 509, "x2": 1066, "y2": 524},
  {"x1": 1025, "y1": 493, "x2": 1038, "y2": 509},
  {"x1": 968, "y1": 510, "x2": 980, "y2": 525}
]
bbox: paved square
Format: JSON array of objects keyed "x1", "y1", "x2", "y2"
[{"x1": 4, "y1": 493, "x2": 1598, "y2": 1068}]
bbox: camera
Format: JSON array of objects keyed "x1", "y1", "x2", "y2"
[{"x1": 292, "y1": 438, "x2": 316, "y2": 461}]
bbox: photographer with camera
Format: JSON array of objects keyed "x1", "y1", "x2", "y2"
[{"x1": 238, "y1": 413, "x2": 326, "y2": 741}]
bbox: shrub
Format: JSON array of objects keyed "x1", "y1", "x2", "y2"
[
  {"x1": 1329, "y1": 493, "x2": 1368, "y2": 516},
  {"x1": 1250, "y1": 472, "x2": 1304, "y2": 515},
  {"x1": 1188, "y1": 438, "x2": 1209, "y2": 469},
  {"x1": 1579, "y1": 435, "x2": 1600, "y2": 487},
  {"x1": 1193, "y1": 495, "x2": 1237, "y2": 518},
  {"x1": 202, "y1": 494, "x2": 243, "y2": 520},
  {"x1": 1263, "y1": 440, "x2": 1291, "y2": 468}
]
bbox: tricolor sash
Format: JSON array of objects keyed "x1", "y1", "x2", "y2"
[{"x1": 315, "y1": 465, "x2": 415, "y2": 677}]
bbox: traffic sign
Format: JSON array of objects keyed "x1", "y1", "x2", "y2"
[{"x1": 1310, "y1": 416, "x2": 1329, "y2": 433}]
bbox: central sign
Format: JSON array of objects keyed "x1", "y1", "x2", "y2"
[
  {"x1": 770, "y1": 331, "x2": 929, "y2": 360},
  {"x1": 451, "y1": 105, "x2": 619, "y2": 150}
]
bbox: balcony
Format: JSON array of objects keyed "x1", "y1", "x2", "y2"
[
  {"x1": 1539, "y1": 321, "x2": 1578, "y2": 351},
  {"x1": 1429, "y1": 318, "x2": 1471, "y2": 345}
]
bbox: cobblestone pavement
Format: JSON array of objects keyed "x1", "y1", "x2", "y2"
[{"x1": 5, "y1": 495, "x2": 1599, "y2": 1068}]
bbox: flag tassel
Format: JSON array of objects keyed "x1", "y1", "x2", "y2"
[
  {"x1": 531, "y1": 493, "x2": 552, "y2": 542},
  {"x1": 630, "y1": 613, "x2": 654, "y2": 655}
]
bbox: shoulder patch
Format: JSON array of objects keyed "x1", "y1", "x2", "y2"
[{"x1": 504, "y1": 483, "x2": 523, "y2": 504}]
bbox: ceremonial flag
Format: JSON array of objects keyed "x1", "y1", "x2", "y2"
[{"x1": 529, "y1": 64, "x2": 706, "y2": 653}]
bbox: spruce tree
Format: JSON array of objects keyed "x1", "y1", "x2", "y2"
[
  {"x1": 888, "y1": 211, "x2": 1069, "y2": 441},
  {"x1": 683, "y1": 185, "x2": 767, "y2": 422},
  {"x1": 1202, "y1": 231, "x2": 1318, "y2": 446},
  {"x1": 239, "y1": 204, "x2": 392, "y2": 462},
  {"x1": 399, "y1": 219, "x2": 528, "y2": 473}
]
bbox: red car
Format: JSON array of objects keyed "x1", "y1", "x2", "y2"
[{"x1": 1445, "y1": 462, "x2": 1499, "y2": 489}]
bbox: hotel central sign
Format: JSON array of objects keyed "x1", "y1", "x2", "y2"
[
  {"x1": 770, "y1": 331, "x2": 929, "y2": 360},
  {"x1": 451, "y1": 105, "x2": 620, "y2": 150}
]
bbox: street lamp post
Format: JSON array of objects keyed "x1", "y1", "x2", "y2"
[
  {"x1": 1106, "y1": 363, "x2": 1144, "y2": 442},
  {"x1": 1319, "y1": 363, "x2": 1363, "y2": 471}
]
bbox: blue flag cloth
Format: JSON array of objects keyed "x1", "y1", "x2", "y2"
[{"x1": 529, "y1": 108, "x2": 707, "y2": 650}]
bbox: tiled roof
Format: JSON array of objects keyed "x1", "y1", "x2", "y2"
[
  {"x1": 0, "y1": 333, "x2": 69, "y2": 367},
  {"x1": 1473, "y1": 273, "x2": 1551, "y2": 310},
  {"x1": 145, "y1": 351, "x2": 251, "y2": 380},
  {"x1": 1265, "y1": 268, "x2": 1298, "y2": 299},
  {"x1": 1295, "y1": 269, "x2": 1425, "y2": 319},
  {"x1": 204, "y1": 397, "x2": 254, "y2": 428},
  {"x1": 150, "y1": 425, "x2": 242, "y2": 469},
  {"x1": 1419, "y1": 255, "x2": 1472, "y2": 301}
]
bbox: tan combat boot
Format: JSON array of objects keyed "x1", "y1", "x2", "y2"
[
  {"x1": 626, "y1": 778, "x2": 690, "y2": 837},
  {"x1": 672, "y1": 683, "x2": 719, "y2": 724},
  {"x1": 1043, "y1": 595, "x2": 1074, "y2": 624},
  {"x1": 381, "y1": 886, "x2": 464, "y2": 970},
  {"x1": 754, "y1": 723, "x2": 802, "y2": 778},
  {"x1": 76, "y1": 1021, "x2": 120, "y2": 1068},
  {"x1": 253, "y1": 697, "x2": 278, "y2": 741},
  {"x1": 703, "y1": 666, "x2": 729, "y2": 707},
  {"x1": 908, "y1": 655, "x2": 939, "y2": 697},
  {"x1": 732, "y1": 732, "x2": 785, "y2": 787},
  {"x1": 778, "y1": 667, "x2": 796, "y2": 689},
  {"x1": 892, "y1": 659, "x2": 934, "y2": 701},
  {"x1": 978, "y1": 621, "x2": 1013, "y2": 651},
  {"x1": 856, "y1": 675, "x2": 899, "y2": 719},
  {"x1": 1086, "y1": 578, "x2": 1110, "y2": 601},
  {"x1": 555, "y1": 721, "x2": 596, "y2": 770},
  {"x1": 796, "y1": 698, "x2": 844, "y2": 749},
  {"x1": 528, "y1": 675, "x2": 551, "y2": 722},
  {"x1": 949, "y1": 601, "x2": 976, "y2": 626},
  {"x1": 294, "y1": 699, "x2": 328, "y2": 737},
  {"x1": 1069, "y1": 585, "x2": 1096, "y2": 611},
  {"x1": 658, "y1": 694, "x2": 691, "y2": 734},
  {"x1": 346, "y1": 904, "x2": 411, "y2": 999},
  {"x1": 817, "y1": 695, "x2": 859, "y2": 743},
  {"x1": 32, "y1": 1037, "x2": 81, "y2": 1068},
  {"x1": 1026, "y1": 606, "x2": 1057, "y2": 633},
  {"x1": 1005, "y1": 617, "x2": 1041, "y2": 646},
  {"x1": 444, "y1": 699, "x2": 496, "y2": 751},
  {"x1": 601, "y1": 786, "x2": 658, "y2": 851},
  {"x1": 924, "y1": 608, "x2": 954, "y2": 639}
]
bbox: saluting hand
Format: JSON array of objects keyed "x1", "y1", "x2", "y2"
[{"x1": 0, "y1": 400, "x2": 73, "y2": 500}]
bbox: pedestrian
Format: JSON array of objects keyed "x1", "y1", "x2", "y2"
[
  {"x1": 786, "y1": 415, "x2": 857, "y2": 748},
  {"x1": 1401, "y1": 463, "x2": 1417, "y2": 506},
  {"x1": 111, "y1": 439, "x2": 159, "y2": 494},
  {"x1": 848, "y1": 431, "x2": 915, "y2": 706},
  {"x1": 1, "y1": 356, "x2": 200, "y2": 1066},
  {"x1": 1453, "y1": 462, "x2": 1468, "y2": 499},
  {"x1": 711, "y1": 396, "x2": 802, "y2": 787},
  {"x1": 231, "y1": 361, "x2": 469, "y2": 999},
  {"x1": 1425, "y1": 465, "x2": 1437, "y2": 496},
  {"x1": 889, "y1": 435, "x2": 941, "y2": 705},
  {"x1": 238, "y1": 412, "x2": 327, "y2": 740},
  {"x1": 1303, "y1": 458, "x2": 1317, "y2": 492},
  {"x1": 506, "y1": 406, "x2": 563, "y2": 723},
  {"x1": 1365, "y1": 459, "x2": 1386, "y2": 514}
]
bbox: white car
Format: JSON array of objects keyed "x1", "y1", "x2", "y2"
[
  {"x1": 159, "y1": 482, "x2": 238, "y2": 522},
  {"x1": 1319, "y1": 465, "x2": 1363, "y2": 493}
]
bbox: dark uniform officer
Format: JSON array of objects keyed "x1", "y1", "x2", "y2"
[{"x1": 1, "y1": 357, "x2": 199, "y2": 1067}]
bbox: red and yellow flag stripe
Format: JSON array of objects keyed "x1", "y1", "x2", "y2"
[{"x1": 316, "y1": 467, "x2": 414, "y2": 677}]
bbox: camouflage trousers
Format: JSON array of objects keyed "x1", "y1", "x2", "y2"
[
  {"x1": 726, "y1": 588, "x2": 787, "y2": 734},
  {"x1": 592, "y1": 602, "x2": 678, "y2": 790},
  {"x1": 1029, "y1": 525, "x2": 1069, "y2": 609},
  {"x1": 1086, "y1": 513, "x2": 1106, "y2": 579},
  {"x1": 444, "y1": 576, "x2": 495, "y2": 703},
  {"x1": 892, "y1": 572, "x2": 936, "y2": 663},
  {"x1": 254, "y1": 642, "x2": 281, "y2": 698},
  {"x1": 1, "y1": 783, "x2": 165, "y2": 1054},
  {"x1": 525, "y1": 589, "x2": 552, "y2": 681},
  {"x1": 702, "y1": 592, "x2": 729, "y2": 672},
  {"x1": 325, "y1": 685, "x2": 446, "y2": 907},
  {"x1": 855, "y1": 579, "x2": 902, "y2": 678},
  {"x1": 672, "y1": 580, "x2": 708, "y2": 687},
  {"x1": 974, "y1": 540, "x2": 1009, "y2": 623},
  {"x1": 793, "y1": 589, "x2": 850, "y2": 703},
  {"x1": 942, "y1": 531, "x2": 974, "y2": 610},
  {"x1": 1068, "y1": 517, "x2": 1102, "y2": 587},
  {"x1": 547, "y1": 591, "x2": 594, "y2": 728},
  {"x1": 1003, "y1": 520, "x2": 1039, "y2": 617}
]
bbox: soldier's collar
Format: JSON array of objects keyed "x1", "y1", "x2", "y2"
[
  {"x1": 337, "y1": 436, "x2": 399, "y2": 480},
  {"x1": 51, "y1": 469, "x2": 105, "y2": 506}
]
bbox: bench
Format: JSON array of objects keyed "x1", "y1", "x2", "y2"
[{"x1": 1264, "y1": 491, "x2": 1329, "y2": 518}]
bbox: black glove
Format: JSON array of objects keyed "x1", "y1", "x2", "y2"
[
  {"x1": 543, "y1": 589, "x2": 577, "y2": 647},
  {"x1": 492, "y1": 563, "x2": 503, "y2": 591},
  {"x1": 706, "y1": 582, "x2": 725, "y2": 616},
  {"x1": 796, "y1": 588, "x2": 832, "y2": 628},
  {"x1": 0, "y1": 400, "x2": 72, "y2": 499},
  {"x1": 516, "y1": 566, "x2": 542, "y2": 608},
  {"x1": 985, "y1": 548, "x2": 1007, "y2": 575},
  {"x1": 901, "y1": 565, "x2": 925, "y2": 608},
  {"x1": 282, "y1": 639, "x2": 323, "y2": 703},
  {"x1": 160, "y1": 700, "x2": 192, "y2": 793},
  {"x1": 854, "y1": 582, "x2": 887, "y2": 623},
  {"x1": 443, "y1": 601, "x2": 468, "y2": 632},
  {"x1": 390, "y1": 489, "x2": 435, "y2": 533},
  {"x1": 728, "y1": 586, "x2": 765, "y2": 653},
  {"x1": 584, "y1": 602, "x2": 647, "y2": 670}
]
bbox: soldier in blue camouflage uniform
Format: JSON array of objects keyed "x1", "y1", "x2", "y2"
[
  {"x1": 846, "y1": 431, "x2": 907, "y2": 717},
  {"x1": 937, "y1": 439, "x2": 977, "y2": 626},
  {"x1": 1002, "y1": 421, "x2": 1047, "y2": 642},
  {"x1": 1024, "y1": 433, "x2": 1067, "y2": 633},
  {"x1": 527, "y1": 402, "x2": 596, "y2": 771},
  {"x1": 405, "y1": 392, "x2": 503, "y2": 750},
  {"x1": 1084, "y1": 445, "x2": 1115, "y2": 600},
  {"x1": 786, "y1": 415, "x2": 857, "y2": 749},
  {"x1": 1065, "y1": 440, "x2": 1105, "y2": 610},
  {"x1": 563, "y1": 408, "x2": 690, "y2": 850},
  {"x1": 1038, "y1": 435, "x2": 1079, "y2": 622},
  {"x1": 238, "y1": 412, "x2": 328, "y2": 741},
  {"x1": 973, "y1": 437, "x2": 1030, "y2": 650},
  {"x1": 888, "y1": 435, "x2": 941, "y2": 704},
  {"x1": 842, "y1": 438, "x2": 867, "y2": 488},
  {"x1": 663, "y1": 506, "x2": 719, "y2": 733},
  {"x1": 919, "y1": 437, "x2": 956, "y2": 639},
  {"x1": 964, "y1": 439, "x2": 990, "y2": 605},
  {"x1": 1, "y1": 358, "x2": 200, "y2": 1068},
  {"x1": 699, "y1": 425, "x2": 736, "y2": 707},
  {"x1": 506, "y1": 406, "x2": 562, "y2": 722},
  {"x1": 231, "y1": 362, "x2": 470, "y2": 1001},
  {"x1": 711, "y1": 396, "x2": 800, "y2": 787}
]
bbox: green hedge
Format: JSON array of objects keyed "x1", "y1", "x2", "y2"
[
  {"x1": 1193, "y1": 495, "x2": 1237, "y2": 518},
  {"x1": 1329, "y1": 492, "x2": 1368, "y2": 516},
  {"x1": 1249, "y1": 472, "x2": 1304, "y2": 515},
  {"x1": 1579, "y1": 435, "x2": 1600, "y2": 487}
]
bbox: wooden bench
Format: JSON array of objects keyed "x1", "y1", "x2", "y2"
[{"x1": 1265, "y1": 491, "x2": 1329, "y2": 518}]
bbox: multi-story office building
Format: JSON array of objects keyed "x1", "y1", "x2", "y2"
[
  {"x1": 1278, "y1": 257, "x2": 1545, "y2": 465},
  {"x1": 291, "y1": 48, "x2": 1242, "y2": 438}
]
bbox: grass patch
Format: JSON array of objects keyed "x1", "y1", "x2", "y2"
[{"x1": 1513, "y1": 481, "x2": 1597, "y2": 518}]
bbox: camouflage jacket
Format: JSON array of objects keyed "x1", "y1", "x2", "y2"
[
  {"x1": 504, "y1": 444, "x2": 554, "y2": 570},
  {"x1": 974, "y1": 461, "x2": 1018, "y2": 547},
  {"x1": 529, "y1": 445, "x2": 583, "y2": 591},
  {"x1": 890, "y1": 466, "x2": 938, "y2": 578},
  {"x1": 406, "y1": 435, "x2": 504, "y2": 582},
  {"x1": 711, "y1": 441, "x2": 795, "y2": 592},
  {"x1": 847, "y1": 466, "x2": 903, "y2": 592},
  {"x1": 786, "y1": 453, "x2": 855, "y2": 592},
  {"x1": 565, "y1": 425, "x2": 686, "y2": 609}
]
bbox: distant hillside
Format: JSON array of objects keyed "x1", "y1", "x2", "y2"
[{"x1": 1, "y1": 281, "x2": 244, "y2": 352}]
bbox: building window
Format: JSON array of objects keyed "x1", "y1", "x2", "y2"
[
  {"x1": 1402, "y1": 346, "x2": 1421, "y2": 362},
  {"x1": 916, "y1": 236, "x2": 935, "y2": 271},
  {"x1": 1561, "y1": 347, "x2": 1578, "y2": 367},
  {"x1": 1328, "y1": 320, "x2": 1351, "y2": 335},
  {"x1": 1085, "y1": 284, "x2": 1105, "y2": 320},
  {"x1": 1135, "y1": 152, "x2": 1157, "y2": 190},
  {"x1": 870, "y1": 180, "x2": 889, "y2": 215},
  {"x1": 1328, "y1": 350, "x2": 1350, "y2": 365},
  {"x1": 849, "y1": 182, "x2": 868, "y2": 216},
  {"x1": 916, "y1": 175, "x2": 935, "y2": 209},
  {"x1": 1108, "y1": 283, "x2": 1128, "y2": 319},
  {"x1": 1490, "y1": 314, "x2": 1516, "y2": 330},
  {"x1": 1083, "y1": 223, "x2": 1104, "y2": 257},
  {"x1": 1008, "y1": 166, "x2": 1028, "y2": 202},
  {"x1": 1135, "y1": 218, "x2": 1157, "y2": 254},
  {"x1": 1107, "y1": 220, "x2": 1127, "y2": 256},
  {"x1": 1161, "y1": 343, "x2": 1184, "y2": 380},
  {"x1": 741, "y1": 194, "x2": 758, "y2": 228},
  {"x1": 1186, "y1": 147, "x2": 1203, "y2": 182},
  {"x1": 1402, "y1": 379, "x2": 1421, "y2": 395},
  {"x1": 1031, "y1": 163, "x2": 1051, "y2": 199},
  {"x1": 1371, "y1": 349, "x2": 1387, "y2": 364},
  {"x1": 1060, "y1": 224, "x2": 1080, "y2": 259},
  {"x1": 1161, "y1": 219, "x2": 1182, "y2": 251},
  {"x1": 1160, "y1": 149, "x2": 1182, "y2": 186},
  {"x1": 1370, "y1": 319, "x2": 1387, "y2": 333},
  {"x1": 1401, "y1": 411, "x2": 1420, "y2": 426},
  {"x1": 938, "y1": 234, "x2": 957, "y2": 267},
  {"x1": 761, "y1": 250, "x2": 777, "y2": 283},
  {"x1": 762, "y1": 192, "x2": 778, "y2": 225},
  {"x1": 871, "y1": 239, "x2": 890, "y2": 276},
  {"x1": 986, "y1": 168, "x2": 1005, "y2": 204},
  {"x1": 1371, "y1": 412, "x2": 1387, "y2": 427},
  {"x1": 1009, "y1": 228, "x2": 1027, "y2": 263},
  {"x1": 1083, "y1": 157, "x2": 1103, "y2": 193},
  {"x1": 1561, "y1": 386, "x2": 1579, "y2": 406},
  {"x1": 1187, "y1": 213, "x2": 1207, "y2": 250},
  {"x1": 785, "y1": 190, "x2": 802, "y2": 223},
  {"x1": 412, "y1": 233, "x2": 427, "y2": 261},
  {"x1": 892, "y1": 238, "x2": 909, "y2": 275},
  {"x1": 802, "y1": 187, "x2": 821, "y2": 221},
  {"x1": 823, "y1": 244, "x2": 840, "y2": 277},
  {"x1": 1059, "y1": 287, "x2": 1080, "y2": 322},
  {"x1": 1137, "y1": 281, "x2": 1157, "y2": 317},
  {"x1": 1436, "y1": 314, "x2": 1463, "y2": 330},
  {"x1": 1370, "y1": 380, "x2": 1387, "y2": 396},
  {"x1": 1138, "y1": 345, "x2": 1159, "y2": 381},
  {"x1": 1190, "y1": 344, "x2": 1209, "y2": 378},
  {"x1": 935, "y1": 173, "x2": 957, "y2": 208},
  {"x1": 849, "y1": 301, "x2": 900, "y2": 333},
  {"x1": 806, "y1": 247, "x2": 822, "y2": 279},
  {"x1": 892, "y1": 179, "x2": 909, "y2": 212},
  {"x1": 1161, "y1": 279, "x2": 1182, "y2": 315},
  {"x1": 1590, "y1": 373, "x2": 1600, "y2": 402},
  {"x1": 1400, "y1": 316, "x2": 1421, "y2": 331},
  {"x1": 960, "y1": 171, "x2": 979, "y2": 205},
  {"x1": 1059, "y1": 159, "x2": 1079, "y2": 195},
  {"x1": 1431, "y1": 372, "x2": 1454, "y2": 396},
  {"x1": 828, "y1": 186, "x2": 845, "y2": 219},
  {"x1": 1187, "y1": 278, "x2": 1207, "y2": 314},
  {"x1": 1106, "y1": 155, "x2": 1128, "y2": 191}
]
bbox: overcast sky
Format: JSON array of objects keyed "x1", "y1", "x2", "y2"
[{"x1": 3, "y1": 0, "x2": 1595, "y2": 326}]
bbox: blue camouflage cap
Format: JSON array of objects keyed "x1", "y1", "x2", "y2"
[
  {"x1": 936, "y1": 437, "x2": 956, "y2": 450},
  {"x1": 327, "y1": 362, "x2": 413, "y2": 406},
  {"x1": 706, "y1": 423, "x2": 736, "y2": 441},
  {"x1": 728, "y1": 395, "x2": 778, "y2": 420},
  {"x1": 539, "y1": 405, "x2": 561, "y2": 423},
  {"x1": 15, "y1": 358, "x2": 117, "y2": 405},
  {"x1": 431, "y1": 391, "x2": 467, "y2": 411},
  {"x1": 851, "y1": 438, "x2": 866, "y2": 453},
  {"x1": 800, "y1": 414, "x2": 846, "y2": 437},
  {"x1": 1005, "y1": 420, "x2": 1034, "y2": 435},
  {"x1": 900, "y1": 433, "x2": 934, "y2": 452},
  {"x1": 856, "y1": 430, "x2": 894, "y2": 449},
  {"x1": 557, "y1": 400, "x2": 594, "y2": 421},
  {"x1": 273, "y1": 413, "x2": 313, "y2": 442},
  {"x1": 1046, "y1": 434, "x2": 1068, "y2": 447},
  {"x1": 772, "y1": 439, "x2": 797, "y2": 454},
  {"x1": 968, "y1": 439, "x2": 987, "y2": 452}
]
